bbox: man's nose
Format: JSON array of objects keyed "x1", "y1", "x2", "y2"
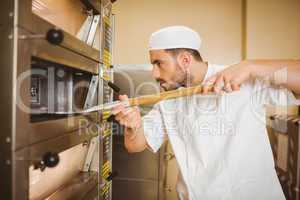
[{"x1": 152, "y1": 66, "x2": 160, "y2": 79}]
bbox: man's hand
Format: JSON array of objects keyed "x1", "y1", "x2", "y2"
[
  {"x1": 203, "y1": 61, "x2": 253, "y2": 94},
  {"x1": 111, "y1": 95, "x2": 142, "y2": 139},
  {"x1": 203, "y1": 59, "x2": 300, "y2": 95},
  {"x1": 111, "y1": 95, "x2": 147, "y2": 152}
]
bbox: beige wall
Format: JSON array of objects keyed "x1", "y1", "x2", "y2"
[
  {"x1": 246, "y1": 0, "x2": 300, "y2": 112},
  {"x1": 113, "y1": 0, "x2": 300, "y2": 65},
  {"x1": 247, "y1": 0, "x2": 300, "y2": 59},
  {"x1": 112, "y1": 0, "x2": 243, "y2": 65}
]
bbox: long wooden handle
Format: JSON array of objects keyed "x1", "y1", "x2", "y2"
[{"x1": 128, "y1": 85, "x2": 214, "y2": 107}]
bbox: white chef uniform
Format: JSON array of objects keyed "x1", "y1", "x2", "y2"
[{"x1": 143, "y1": 63, "x2": 296, "y2": 200}]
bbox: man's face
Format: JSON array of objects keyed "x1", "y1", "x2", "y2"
[{"x1": 149, "y1": 50, "x2": 188, "y2": 91}]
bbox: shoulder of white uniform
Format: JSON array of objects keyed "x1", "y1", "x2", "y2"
[{"x1": 208, "y1": 63, "x2": 230, "y2": 74}]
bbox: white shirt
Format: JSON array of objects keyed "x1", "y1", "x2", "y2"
[{"x1": 143, "y1": 63, "x2": 296, "y2": 200}]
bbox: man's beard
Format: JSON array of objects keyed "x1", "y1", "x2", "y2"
[
  {"x1": 157, "y1": 68, "x2": 193, "y2": 91},
  {"x1": 157, "y1": 80, "x2": 183, "y2": 91}
]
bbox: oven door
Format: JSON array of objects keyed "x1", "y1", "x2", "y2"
[{"x1": 16, "y1": 27, "x2": 101, "y2": 150}]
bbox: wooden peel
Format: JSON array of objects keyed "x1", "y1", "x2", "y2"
[
  {"x1": 82, "y1": 85, "x2": 214, "y2": 113},
  {"x1": 128, "y1": 85, "x2": 214, "y2": 107}
]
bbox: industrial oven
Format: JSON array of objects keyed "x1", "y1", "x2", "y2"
[{"x1": 0, "y1": 0, "x2": 116, "y2": 199}]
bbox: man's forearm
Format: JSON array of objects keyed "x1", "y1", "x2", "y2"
[
  {"x1": 124, "y1": 126, "x2": 147, "y2": 153},
  {"x1": 247, "y1": 60, "x2": 300, "y2": 94}
]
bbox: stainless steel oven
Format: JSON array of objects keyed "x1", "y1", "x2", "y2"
[{"x1": 0, "y1": 0, "x2": 115, "y2": 199}]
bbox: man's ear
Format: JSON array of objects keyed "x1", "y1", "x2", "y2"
[{"x1": 177, "y1": 51, "x2": 192, "y2": 70}]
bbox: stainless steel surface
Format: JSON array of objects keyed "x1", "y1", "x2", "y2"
[
  {"x1": 13, "y1": 148, "x2": 30, "y2": 200},
  {"x1": 82, "y1": 184, "x2": 99, "y2": 200},
  {"x1": 1, "y1": 1, "x2": 108, "y2": 199},
  {"x1": 269, "y1": 114, "x2": 300, "y2": 200},
  {"x1": 32, "y1": 0, "x2": 88, "y2": 36},
  {"x1": 113, "y1": 136, "x2": 160, "y2": 180},
  {"x1": 53, "y1": 101, "x2": 128, "y2": 114},
  {"x1": 33, "y1": 15, "x2": 101, "y2": 63},
  {"x1": 75, "y1": 5, "x2": 101, "y2": 47},
  {"x1": 30, "y1": 57, "x2": 99, "y2": 115},
  {"x1": 77, "y1": 15, "x2": 94, "y2": 42},
  {"x1": 112, "y1": 135, "x2": 166, "y2": 200},
  {"x1": 29, "y1": 112, "x2": 98, "y2": 145},
  {"x1": 18, "y1": 0, "x2": 102, "y2": 63},
  {"x1": 112, "y1": 180, "x2": 160, "y2": 200},
  {"x1": 30, "y1": 33, "x2": 99, "y2": 74},
  {"x1": 45, "y1": 172, "x2": 98, "y2": 200},
  {"x1": 28, "y1": 130, "x2": 99, "y2": 165},
  {"x1": 87, "y1": 15, "x2": 100, "y2": 46},
  {"x1": 13, "y1": 133, "x2": 98, "y2": 200},
  {"x1": 84, "y1": 75, "x2": 100, "y2": 109},
  {"x1": 83, "y1": 100, "x2": 128, "y2": 113},
  {"x1": 0, "y1": 1, "x2": 17, "y2": 199},
  {"x1": 83, "y1": 136, "x2": 99, "y2": 172},
  {"x1": 47, "y1": 67, "x2": 55, "y2": 112},
  {"x1": 15, "y1": 27, "x2": 100, "y2": 149},
  {"x1": 112, "y1": 68, "x2": 166, "y2": 200},
  {"x1": 29, "y1": 143, "x2": 90, "y2": 200}
]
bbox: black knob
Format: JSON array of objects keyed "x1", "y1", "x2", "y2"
[
  {"x1": 46, "y1": 29, "x2": 64, "y2": 45},
  {"x1": 107, "y1": 81, "x2": 120, "y2": 93},
  {"x1": 106, "y1": 171, "x2": 118, "y2": 182},
  {"x1": 42, "y1": 152, "x2": 60, "y2": 168},
  {"x1": 107, "y1": 114, "x2": 116, "y2": 122}
]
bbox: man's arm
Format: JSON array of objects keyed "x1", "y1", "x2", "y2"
[
  {"x1": 203, "y1": 60, "x2": 300, "y2": 95},
  {"x1": 124, "y1": 127, "x2": 147, "y2": 153},
  {"x1": 248, "y1": 60, "x2": 300, "y2": 94},
  {"x1": 112, "y1": 95, "x2": 147, "y2": 153}
]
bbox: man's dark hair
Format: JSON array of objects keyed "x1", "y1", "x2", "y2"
[{"x1": 165, "y1": 48, "x2": 203, "y2": 62}]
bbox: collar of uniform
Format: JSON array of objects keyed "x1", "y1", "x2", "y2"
[{"x1": 201, "y1": 62, "x2": 214, "y2": 84}]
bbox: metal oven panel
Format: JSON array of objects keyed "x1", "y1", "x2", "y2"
[
  {"x1": 18, "y1": 0, "x2": 101, "y2": 63},
  {"x1": 0, "y1": 0, "x2": 117, "y2": 199},
  {"x1": 12, "y1": 127, "x2": 99, "y2": 200},
  {"x1": 30, "y1": 57, "x2": 96, "y2": 118},
  {"x1": 15, "y1": 28, "x2": 100, "y2": 150}
]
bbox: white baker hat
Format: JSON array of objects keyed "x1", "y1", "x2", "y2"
[{"x1": 149, "y1": 26, "x2": 202, "y2": 52}]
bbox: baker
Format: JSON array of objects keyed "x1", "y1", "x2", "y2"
[{"x1": 112, "y1": 26, "x2": 300, "y2": 200}]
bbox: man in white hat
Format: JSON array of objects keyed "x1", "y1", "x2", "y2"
[{"x1": 112, "y1": 26, "x2": 300, "y2": 200}]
